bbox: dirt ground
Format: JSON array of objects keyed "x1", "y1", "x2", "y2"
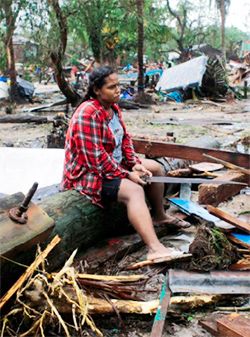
[{"x1": 0, "y1": 86, "x2": 249, "y2": 337}]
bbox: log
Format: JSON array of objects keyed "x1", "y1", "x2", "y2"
[
  {"x1": 39, "y1": 190, "x2": 129, "y2": 271},
  {"x1": 0, "y1": 114, "x2": 50, "y2": 124},
  {"x1": 26, "y1": 285, "x2": 223, "y2": 315},
  {"x1": 198, "y1": 171, "x2": 248, "y2": 206}
]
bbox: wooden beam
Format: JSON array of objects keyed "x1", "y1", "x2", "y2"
[
  {"x1": 203, "y1": 154, "x2": 250, "y2": 176},
  {"x1": 132, "y1": 139, "x2": 250, "y2": 169},
  {"x1": 207, "y1": 205, "x2": 250, "y2": 234},
  {"x1": 150, "y1": 275, "x2": 171, "y2": 337},
  {"x1": 198, "y1": 171, "x2": 247, "y2": 206},
  {"x1": 0, "y1": 193, "x2": 55, "y2": 258},
  {"x1": 228, "y1": 235, "x2": 250, "y2": 250}
]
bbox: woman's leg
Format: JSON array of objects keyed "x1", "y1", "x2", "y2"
[
  {"x1": 140, "y1": 158, "x2": 190, "y2": 227},
  {"x1": 118, "y1": 178, "x2": 181, "y2": 260}
]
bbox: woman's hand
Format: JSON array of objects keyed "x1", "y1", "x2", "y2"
[
  {"x1": 132, "y1": 164, "x2": 152, "y2": 178},
  {"x1": 128, "y1": 171, "x2": 147, "y2": 185}
]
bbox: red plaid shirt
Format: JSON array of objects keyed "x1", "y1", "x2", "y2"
[{"x1": 61, "y1": 99, "x2": 141, "y2": 206}]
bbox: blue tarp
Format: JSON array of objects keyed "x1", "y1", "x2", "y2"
[
  {"x1": 119, "y1": 68, "x2": 163, "y2": 82},
  {"x1": 168, "y1": 198, "x2": 219, "y2": 222}
]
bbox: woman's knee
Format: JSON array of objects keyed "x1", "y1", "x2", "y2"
[
  {"x1": 118, "y1": 179, "x2": 145, "y2": 203},
  {"x1": 142, "y1": 158, "x2": 164, "y2": 176}
]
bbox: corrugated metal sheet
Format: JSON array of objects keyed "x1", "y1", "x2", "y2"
[{"x1": 169, "y1": 269, "x2": 250, "y2": 294}]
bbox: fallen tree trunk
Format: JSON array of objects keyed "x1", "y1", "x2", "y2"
[
  {"x1": 39, "y1": 190, "x2": 128, "y2": 270},
  {"x1": 0, "y1": 114, "x2": 50, "y2": 124},
  {"x1": 25, "y1": 284, "x2": 223, "y2": 314}
]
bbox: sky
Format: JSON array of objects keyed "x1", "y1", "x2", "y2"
[{"x1": 226, "y1": 0, "x2": 250, "y2": 33}]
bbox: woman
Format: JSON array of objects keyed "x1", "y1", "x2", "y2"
[{"x1": 62, "y1": 66, "x2": 189, "y2": 261}]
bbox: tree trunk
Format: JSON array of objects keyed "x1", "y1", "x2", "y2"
[
  {"x1": 3, "y1": 1, "x2": 23, "y2": 103},
  {"x1": 136, "y1": 0, "x2": 144, "y2": 94},
  {"x1": 50, "y1": 51, "x2": 81, "y2": 106},
  {"x1": 220, "y1": 0, "x2": 226, "y2": 56},
  {"x1": 90, "y1": 29, "x2": 103, "y2": 64},
  {"x1": 50, "y1": 0, "x2": 81, "y2": 106}
]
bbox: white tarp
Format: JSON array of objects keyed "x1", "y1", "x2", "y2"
[
  {"x1": 0, "y1": 147, "x2": 65, "y2": 194},
  {"x1": 156, "y1": 55, "x2": 208, "y2": 92}
]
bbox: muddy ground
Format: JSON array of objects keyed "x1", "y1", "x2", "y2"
[{"x1": 0, "y1": 85, "x2": 249, "y2": 336}]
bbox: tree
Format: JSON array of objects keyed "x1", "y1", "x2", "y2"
[
  {"x1": 69, "y1": 0, "x2": 120, "y2": 64},
  {"x1": 165, "y1": 0, "x2": 207, "y2": 58},
  {"x1": 136, "y1": 0, "x2": 144, "y2": 94},
  {"x1": 213, "y1": 0, "x2": 231, "y2": 55},
  {"x1": 47, "y1": 0, "x2": 80, "y2": 106},
  {"x1": 0, "y1": 0, "x2": 27, "y2": 102}
]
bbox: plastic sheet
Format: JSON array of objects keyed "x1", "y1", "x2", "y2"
[{"x1": 156, "y1": 55, "x2": 208, "y2": 92}]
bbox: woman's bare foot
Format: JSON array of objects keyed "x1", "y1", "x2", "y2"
[{"x1": 147, "y1": 244, "x2": 184, "y2": 261}]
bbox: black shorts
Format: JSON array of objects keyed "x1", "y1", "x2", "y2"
[{"x1": 101, "y1": 178, "x2": 122, "y2": 203}]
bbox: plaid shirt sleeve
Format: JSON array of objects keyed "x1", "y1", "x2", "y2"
[{"x1": 75, "y1": 109, "x2": 129, "y2": 179}]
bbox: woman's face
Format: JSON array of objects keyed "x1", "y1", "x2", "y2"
[{"x1": 94, "y1": 73, "x2": 120, "y2": 105}]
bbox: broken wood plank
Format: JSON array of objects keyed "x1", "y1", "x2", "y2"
[
  {"x1": 203, "y1": 153, "x2": 250, "y2": 176},
  {"x1": 230, "y1": 257, "x2": 250, "y2": 271},
  {"x1": 0, "y1": 235, "x2": 61, "y2": 310},
  {"x1": 217, "y1": 313, "x2": 250, "y2": 337},
  {"x1": 228, "y1": 234, "x2": 250, "y2": 250},
  {"x1": 199, "y1": 171, "x2": 247, "y2": 206},
  {"x1": 199, "y1": 317, "x2": 220, "y2": 336},
  {"x1": 132, "y1": 139, "x2": 250, "y2": 169},
  {"x1": 0, "y1": 193, "x2": 55, "y2": 258},
  {"x1": 207, "y1": 205, "x2": 250, "y2": 234},
  {"x1": 126, "y1": 254, "x2": 192, "y2": 270},
  {"x1": 150, "y1": 275, "x2": 171, "y2": 337}
]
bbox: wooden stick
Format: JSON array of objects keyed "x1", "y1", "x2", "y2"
[
  {"x1": 150, "y1": 275, "x2": 171, "y2": 337},
  {"x1": 126, "y1": 254, "x2": 192, "y2": 270},
  {"x1": 203, "y1": 153, "x2": 250, "y2": 176},
  {"x1": 0, "y1": 235, "x2": 61, "y2": 310},
  {"x1": 76, "y1": 274, "x2": 147, "y2": 282},
  {"x1": 207, "y1": 205, "x2": 250, "y2": 234}
]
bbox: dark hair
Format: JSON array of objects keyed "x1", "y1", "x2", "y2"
[{"x1": 83, "y1": 66, "x2": 115, "y2": 101}]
